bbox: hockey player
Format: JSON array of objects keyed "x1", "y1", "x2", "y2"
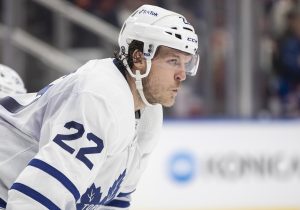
[
  {"x1": 0, "y1": 4, "x2": 199, "y2": 210},
  {"x1": 0, "y1": 64, "x2": 26, "y2": 98}
]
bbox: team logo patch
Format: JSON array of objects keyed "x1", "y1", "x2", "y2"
[{"x1": 76, "y1": 170, "x2": 126, "y2": 209}]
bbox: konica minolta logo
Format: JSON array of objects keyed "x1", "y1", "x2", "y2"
[
  {"x1": 138, "y1": 9, "x2": 158, "y2": 16},
  {"x1": 168, "y1": 151, "x2": 196, "y2": 183},
  {"x1": 168, "y1": 151, "x2": 300, "y2": 184}
]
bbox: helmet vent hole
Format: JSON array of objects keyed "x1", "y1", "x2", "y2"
[
  {"x1": 183, "y1": 27, "x2": 193, "y2": 32},
  {"x1": 166, "y1": 31, "x2": 172, "y2": 35},
  {"x1": 185, "y1": 45, "x2": 188, "y2": 49},
  {"x1": 175, "y1": 34, "x2": 182, "y2": 39},
  {"x1": 171, "y1": 27, "x2": 177, "y2": 30}
]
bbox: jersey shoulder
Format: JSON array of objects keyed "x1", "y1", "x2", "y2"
[{"x1": 75, "y1": 58, "x2": 133, "y2": 109}]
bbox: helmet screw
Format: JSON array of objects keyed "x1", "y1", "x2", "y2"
[
  {"x1": 121, "y1": 46, "x2": 125, "y2": 53},
  {"x1": 148, "y1": 44, "x2": 153, "y2": 53}
]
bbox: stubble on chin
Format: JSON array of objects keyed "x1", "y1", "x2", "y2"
[{"x1": 163, "y1": 97, "x2": 176, "y2": 107}]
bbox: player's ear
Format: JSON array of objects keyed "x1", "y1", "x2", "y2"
[{"x1": 132, "y1": 49, "x2": 146, "y2": 73}]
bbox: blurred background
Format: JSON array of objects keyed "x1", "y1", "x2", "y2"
[
  {"x1": 3, "y1": 0, "x2": 300, "y2": 119},
  {"x1": 1, "y1": 0, "x2": 300, "y2": 209}
]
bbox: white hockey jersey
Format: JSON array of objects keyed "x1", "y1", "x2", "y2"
[{"x1": 0, "y1": 58, "x2": 163, "y2": 210}]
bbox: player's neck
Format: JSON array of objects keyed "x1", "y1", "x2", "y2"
[{"x1": 126, "y1": 74, "x2": 146, "y2": 111}]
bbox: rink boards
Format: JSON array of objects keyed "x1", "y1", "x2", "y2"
[{"x1": 131, "y1": 120, "x2": 300, "y2": 210}]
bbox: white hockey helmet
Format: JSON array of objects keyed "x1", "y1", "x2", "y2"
[
  {"x1": 118, "y1": 5, "x2": 199, "y2": 106},
  {"x1": 0, "y1": 64, "x2": 26, "y2": 97},
  {"x1": 118, "y1": 4, "x2": 199, "y2": 77}
]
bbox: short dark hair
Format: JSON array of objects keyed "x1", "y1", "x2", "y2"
[{"x1": 114, "y1": 40, "x2": 144, "y2": 68}]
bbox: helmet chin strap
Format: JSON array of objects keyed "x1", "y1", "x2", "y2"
[
  {"x1": 121, "y1": 56, "x2": 154, "y2": 107},
  {"x1": 135, "y1": 69, "x2": 153, "y2": 107}
]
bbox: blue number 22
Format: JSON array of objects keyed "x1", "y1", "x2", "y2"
[{"x1": 53, "y1": 121, "x2": 104, "y2": 170}]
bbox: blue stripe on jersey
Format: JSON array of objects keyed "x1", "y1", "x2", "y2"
[
  {"x1": 105, "y1": 199, "x2": 130, "y2": 208},
  {"x1": 117, "y1": 190, "x2": 135, "y2": 198},
  {"x1": 0, "y1": 96, "x2": 25, "y2": 113},
  {"x1": 0, "y1": 198, "x2": 6, "y2": 208},
  {"x1": 10, "y1": 183, "x2": 60, "y2": 210},
  {"x1": 28, "y1": 158, "x2": 80, "y2": 201}
]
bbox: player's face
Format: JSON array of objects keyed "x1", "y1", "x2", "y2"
[{"x1": 143, "y1": 46, "x2": 191, "y2": 107}]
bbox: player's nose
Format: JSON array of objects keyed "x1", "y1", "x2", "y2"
[{"x1": 175, "y1": 65, "x2": 186, "y2": 82}]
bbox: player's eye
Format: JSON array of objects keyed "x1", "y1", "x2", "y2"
[{"x1": 168, "y1": 58, "x2": 180, "y2": 66}]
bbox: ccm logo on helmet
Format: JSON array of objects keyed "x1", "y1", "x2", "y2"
[
  {"x1": 138, "y1": 9, "x2": 158, "y2": 16},
  {"x1": 187, "y1": 37, "x2": 197, "y2": 43}
]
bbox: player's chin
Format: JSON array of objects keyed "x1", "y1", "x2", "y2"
[{"x1": 161, "y1": 97, "x2": 176, "y2": 107}]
